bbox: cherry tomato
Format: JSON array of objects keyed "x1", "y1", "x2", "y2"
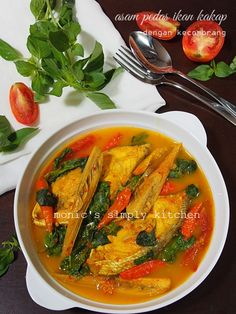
[
  {"x1": 9, "y1": 82, "x2": 39, "y2": 125},
  {"x1": 182, "y1": 20, "x2": 225, "y2": 62},
  {"x1": 136, "y1": 11, "x2": 180, "y2": 40}
]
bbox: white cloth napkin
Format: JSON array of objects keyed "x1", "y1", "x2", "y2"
[{"x1": 0, "y1": 0, "x2": 165, "y2": 195}]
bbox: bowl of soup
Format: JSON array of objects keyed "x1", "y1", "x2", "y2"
[{"x1": 14, "y1": 110, "x2": 229, "y2": 313}]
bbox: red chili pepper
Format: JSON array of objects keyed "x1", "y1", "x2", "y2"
[
  {"x1": 98, "y1": 187, "x2": 132, "y2": 229},
  {"x1": 35, "y1": 177, "x2": 48, "y2": 190},
  {"x1": 103, "y1": 133, "x2": 122, "y2": 151},
  {"x1": 41, "y1": 205, "x2": 54, "y2": 233},
  {"x1": 182, "y1": 209, "x2": 209, "y2": 270},
  {"x1": 120, "y1": 260, "x2": 166, "y2": 280},
  {"x1": 181, "y1": 202, "x2": 203, "y2": 239},
  {"x1": 65, "y1": 135, "x2": 96, "y2": 159},
  {"x1": 160, "y1": 181, "x2": 176, "y2": 195}
]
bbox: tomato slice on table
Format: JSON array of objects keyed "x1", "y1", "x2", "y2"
[
  {"x1": 9, "y1": 82, "x2": 39, "y2": 125},
  {"x1": 182, "y1": 20, "x2": 225, "y2": 62},
  {"x1": 136, "y1": 11, "x2": 180, "y2": 40}
]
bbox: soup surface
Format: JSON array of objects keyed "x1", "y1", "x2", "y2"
[{"x1": 31, "y1": 126, "x2": 214, "y2": 304}]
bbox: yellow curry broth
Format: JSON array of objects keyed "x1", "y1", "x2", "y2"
[{"x1": 31, "y1": 126, "x2": 214, "y2": 304}]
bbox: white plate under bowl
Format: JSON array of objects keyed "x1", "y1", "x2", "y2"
[{"x1": 14, "y1": 110, "x2": 229, "y2": 313}]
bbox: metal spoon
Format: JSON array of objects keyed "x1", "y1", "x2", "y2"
[{"x1": 129, "y1": 31, "x2": 236, "y2": 119}]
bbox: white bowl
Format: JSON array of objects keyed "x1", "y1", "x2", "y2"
[{"x1": 14, "y1": 110, "x2": 229, "y2": 313}]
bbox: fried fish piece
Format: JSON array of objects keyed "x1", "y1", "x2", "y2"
[
  {"x1": 102, "y1": 144, "x2": 150, "y2": 198},
  {"x1": 150, "y1": 192, "x2": 188, "y2": 251},
  {"x1": 87, "y1": 219, "x2": 151, "y2": 275},
  {"x1": 126, "y1": 144, "x2": 182, "y2": 218}
]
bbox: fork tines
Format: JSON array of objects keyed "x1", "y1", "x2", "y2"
[{"x1": 114, "y1": 46, "x2": 149, "y2": 80}]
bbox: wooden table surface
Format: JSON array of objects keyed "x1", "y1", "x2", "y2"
[{"x1": 0, "y1": 0, "x2": 235, "y2": 313}]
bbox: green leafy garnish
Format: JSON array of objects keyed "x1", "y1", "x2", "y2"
[
  {"x1": 185, "y1": 184, "x2": 199, "y2": 198},
  {"x1": 53, "y1": 147, "x2": 72, "y2": 169},
  {"x1": 188, "y1": 56, "x2": 236, "y2": 81},
  {"x1": 92, "y1": 221, "x2": 122, "y2": 248},
  {"x1": 45, "y1": 157, "x2": 87, "y2": 183},
  {"x1": 0, "y1": 115, "x2": 38, "y2": 152},
  {"x1": 158, "y1": 234, "x2": 195, "y2": 263},
  {"x1": 0, "y1": 39, "x2": 21, "y2": 61},
  {"x1": 0, "y1": 0, "x2": 120, "y2": 107},
  {"x1": 134, "y1": 250, "x2": 155, "y2": 265},
  {"x1": 44, "y1": 225, "x2": 66, "y2": 256},
  {"x1": 61, "y1": 182, "x2": 110, "y2": 276},
  {"x1": 131, "y1": 132, "x2": 149, "y2": 146},
  {"x1": 136, "y1": 229, "x2": 157, "y2": 247},
  {"x1": 169, "y1": 159, "x2": 197, "y2": 179},
  {"x1": 36, "y1": 188, "x2": 57, "y2": 206},
  {"x1": 0, "y1": 235, "x2": 20, "y2": 277}
]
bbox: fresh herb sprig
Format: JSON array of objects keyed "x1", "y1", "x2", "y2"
[
  {"x1": 188, "y1": 56, "x2": 236, "y2": 81},
  {"x1": 0, "y1": 115, "x2": 38, "y2": 152},
  {"x1": 0, "y1": 0, "x2": 121, "y2": 108},
  {"x1": 0, "y1": 235, "x2": 20, "y2": 277}
]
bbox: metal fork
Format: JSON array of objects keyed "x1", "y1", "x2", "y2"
[{"x1": 114, "y1": 46, "x2": 236, "y2": 126}]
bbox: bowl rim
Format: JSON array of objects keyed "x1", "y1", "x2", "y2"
[{"x1": 14, "y1": 109, "x2": 230, "y2": 313}]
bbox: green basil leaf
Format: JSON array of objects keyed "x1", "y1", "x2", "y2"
[
  {"x1": 41, "y1": 58, "x2": 62, "y2": 79},
  {"x1": 49, "y1": 81, "x2": 66, "y2": 97},
  {"x1": 188, "y1": 65, "x2": 214, "y2": 81},
  {"x1": 59, "y1": 4, "x2": 74, "y2": 26},
  {"x1": 0, "y1": 116, "x2": 13, "y2": 137},
  {"x1": 0, "y1": 249, "x2": 14, "y2": 276},
  {"x1": 84, "y1": 72, "x2": 106, "y2": 90},
  {"x1": 34, "y1": 93, "x2": 47, "y2": 103},
  {"x1": 36, "y1": 188, "x2": 57, "y2": 206},
  {"x1": 14, "y1": 60, "x2": 36, "y2": 77},
  {"x1": 30, "y1": 0, "x2": 47, "y2": 20},
  {"x1": 84, "y1": 41, "x2": 104, "y2": 73},
  {"x1": 71, "y1": 43, "x2": 84, "y2": 57},
  {"x1": 185, "y1": 184, "x2": 200, "y2": 198},
  {"x1": 63, "y1": 22, "x2": 81, "y2": 43},
  {"x1": 27, "y1": 35, "x2": 51, "y2": 58},
  {"x1": 50, "y1": 46, "x2": 69, "y2": 67},
  {"x1": 86, "y1": 92, "x2": 116, "y2": 109},
  {"x1": 96, "y1": 67, "x2": 123, "y2": 90},
  {"x1": 0, "y1": 39, "x2": 21, "y2": 61},
  {"x1": 72, "y1": 60, "x2": 85, "y2": 81},
  {"x1": 215, "y1": 61, "x2": 234, "y2": 78},
  {"x1": 230, "y1": 56, "x2": 236, "y2": 71},
  {"x1": 0, "y1": 132, "x2": 12, "y2": 152},
  {"x1": 46, "y1": 157, "x2": 88, "y2": 183},
  {"x1": 32, "y1": 71, "x2": 54, "y2": 95},
  {"x1": 30, "y1": 20, "x2": 57, "y2": 40},
  {"x1": 1, "y1": 128, "x2": 38, "y2": 152},
  {"x1": 136, "y1": 229, "x2": 157, "y2": 246},
  {"x1": 131, "y1": 132, "x2": 149, "y2": 146},
  {"x1": 49, "y1": 30, "x2": 70, "y2": 52}
]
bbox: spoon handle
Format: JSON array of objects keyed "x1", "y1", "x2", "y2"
[
  {"x1": 161, "y1": 79, "x2": 236, "y2": 126},
  {"x1": 175, "y1": 70, "x2": 236, "y2": 118}
]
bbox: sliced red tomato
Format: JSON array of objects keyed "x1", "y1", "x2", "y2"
[
  {"x1": 136, "y1": 11, "x2": 180, "y2": 40},
  {"x1": 9, "y1": 82, "x2": 39, "y2": 125},
  {"x1": 182, "y1": 20, "x2": 225, "y2": 62}
]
